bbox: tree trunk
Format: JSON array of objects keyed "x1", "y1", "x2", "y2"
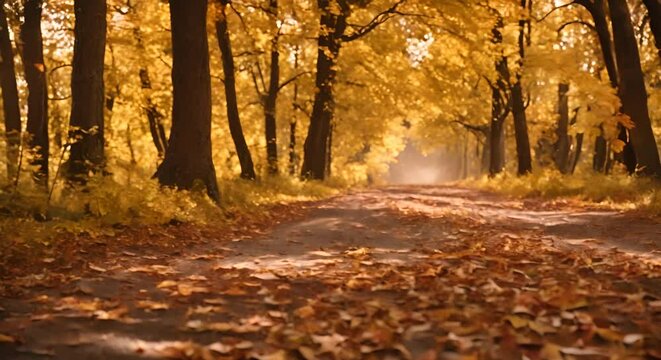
[
  {"x1": 67, "y1": 0, "x2": 106, "y2": 184},
  {"x1": 554, "y1": 83, "x2": 571, "y2": 173},
  {"x1": 481, "y1": 135, "x2": 491, "y2": 174},
  {"x1": 20, "y1": 0, "x2": 49, "y2": 186},
  {"x1": 608, "y1": 0, "x2": 661, "y2": 176},
  {"x1": 264, "y1": 0, "x2": 279, "y2": 175},
  {"x1": 489, "y1": 87, "x2": 507, "y2": 177},
  {"x1": 155, "y1": 0, "x2": 220, "y2": 202},
  {"x1": 134, "y1": 27, "x2": 167, "y2": 159},
  {"x1": 642, "y1": 0, "x2": 661, "y2": 58},
  {"x1": 569, "y1": 133, "x2": 584, "y2": 174},
  {"x1": 593, "y1": 132, "x2": 608, "y2": 172},
  {"x1": 581, "y1": 0, "x2": 618, "y2": 88},
  {"x1": 325, "y1": 121, "x2": 333, "y2": 177},
  {"x1": 301, "y1": 0, "x2": 347, "y2": 180},
  {"x1": 289, "y1": 51, "x2": 299, "y2": 176},
  {"x1": 489, "y1": 20, "x2": 508, "y2": 177},
  {"x1": 141, "y1": 69, "x2": 168, "y2": 159},
  {"x1": 511, "y1": 0, "x2": 532, "y2": 175},
  {"x1": 0, "y1": 1, "x2": 21, "y2": 181},
  {"x1": 215, "y1": 0, "x2": 256, "y2": 180},
  {"x1": 289, "y1": 120, "x2": 297, "y2": 175}
]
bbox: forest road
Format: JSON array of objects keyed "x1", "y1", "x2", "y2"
[{"x1": 1, "y1": 186, "x2": 660, "y2": 359}]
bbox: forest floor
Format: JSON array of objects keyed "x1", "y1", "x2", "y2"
[{"x1": 0, "y1": 186, "x2": 660, "y2": 359}]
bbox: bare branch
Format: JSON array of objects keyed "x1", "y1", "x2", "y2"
[
  {"x1": 558, "y1": 20, "x2": 596, "y2": 34},
  {"x1": 277, "y1": 71, "x2": 311, "y2": 92},
  {"x1": 535, "y1": 1, "x2": 577, "y2": 22},
  {"x1": 341, "y1": 0, "x2": 406, "y2": 42}
]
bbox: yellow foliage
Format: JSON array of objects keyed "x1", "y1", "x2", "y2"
[{"x1": 464, "y1": 170, "x2": 661, "y2": 216}]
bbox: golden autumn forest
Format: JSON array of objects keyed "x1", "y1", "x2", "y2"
[{"x1": 0, "y1": 0, "x2": 660, "y2": 359}]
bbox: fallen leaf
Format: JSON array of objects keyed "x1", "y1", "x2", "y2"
[
  {"x1": 136, "y1": 300, "x2": 169, "y2": 311},
  {"x1": 0, "y1": 333, "x2": 16, "y2": 343},
  {"x1": 89, "y1": 263, "x2": 107, "y2": 272}
]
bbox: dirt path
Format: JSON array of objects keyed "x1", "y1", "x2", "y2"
[{"x1": 1, "y1": 186, "x2": 660, "y2": 359}]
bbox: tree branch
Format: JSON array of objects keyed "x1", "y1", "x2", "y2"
[
  {"x1": 558, "y1": 20, "x2": 596, "y2": 34},
  {"x1": 277, "y1": 71, "x2": 311, "y2": 92},
  {"x1": 535, "y1": 1, "x2": 577, "y2": 22},
  {"x1": 341, "y1": 0, "x2": 406, "y2": 42}
]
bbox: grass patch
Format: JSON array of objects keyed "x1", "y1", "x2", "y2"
[{"x1": 463, "y1": 170, "x2": 661, "y2": 216}]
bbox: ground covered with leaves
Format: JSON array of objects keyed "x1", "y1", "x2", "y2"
[{"x1": 0, "y1": 186, "x2": 659, "y2": 359}]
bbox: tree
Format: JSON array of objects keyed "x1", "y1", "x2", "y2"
[
  {"x1": 554, "y1": 83, "x2": 571, "y2": 173},
  {"x1": 511, "y1": 0, "x2": 532, "y2": 175},
  {"x1": 488, "y1": 18, "x2": 509, "y2": 177},
  {"x1": 301, "y1": 0, "x2": 405, "y2": 180},
  {"x1": 155, "y1": 0, "x2": 220, "y2": 202},
  {"x1": 19, "y1": 0, "x2": 49, "y2": 185},
  {"x1": 0, "y1": 1, "x2": 21, "y2": 181},
  {"x1": 214, "y1": 0, "x2": 256, "y2": 180},
  {"x1": 642, "y1": 0, "x2": 661, "y2": 59},
  {"x1": 67, "y1": 0, "x2": 107, "y2": 184},
  {"x1": 608, "y1": 0, "x2": 661, "y2": 176},
  {"x1": 264, "y1": 0, "x2": 280, "y2": 175}
]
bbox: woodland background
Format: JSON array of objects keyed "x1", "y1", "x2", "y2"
[{"x1": 0, "y1": 0, "x2": 658, "y2": 238}]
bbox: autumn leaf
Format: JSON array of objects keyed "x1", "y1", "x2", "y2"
[{"x1": 0, "y1": 333, "x2": 16, "y2": 343}]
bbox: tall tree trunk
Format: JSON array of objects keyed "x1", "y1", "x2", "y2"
[
  {"x1": 264, "y1": 0, "x2": 279, "y2": 175},
  {"x1": 642, "y1": 0, "x2": 661, "y2": 58},
  {"x1": 215, "y1": 0, "x2": 256, "y2": 180},
  {"x1": 580, "y1": 0, "x2": 618, "y2": 88},
  {"x1": 511, "y1": 0, "x2": 532, "y2": 175},
  {"x1": 289, "y1": 49, "x2": 300, "y2": 176},
  {"x1": 578, "y1": 0, "x2": 638, "y2": 173},
  {"x1": 301, "y1": 0, "x2": 347, "y2": 180},
  {"x1": 554, "y1": 83, "x2": 571, "y2": 173},
  {"x1": 608, "y1": 0, "x2": 661, "y2": 176},
  {"x1": 489, "y1": 86, "x2": 507, "y2": 177},
  {"x1": 67, "y1": 0, "x2": 107, "y2": 184},
  {"x1": 0, "y1": 1, "x2": 21, "y2": 181},
  {"x1": 20, "y1": 0, "x2": 48, "y2": 186},
  {"x1": 155, "y1": 0, "x2": 220, "y2": 202},
  {"x1": 489, "y1": 20, "x2": 509, "y2": 177}
]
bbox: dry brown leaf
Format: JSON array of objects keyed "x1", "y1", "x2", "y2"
[
  {"x1": 294, "y1": 305, "x2": 315, "y2": 319},
  {"x1": 0, "y1": 333, "x2": 16, "y2": 343},
  {"x1": 136, "y1": 300, "x2": 169, "y2": 311}
]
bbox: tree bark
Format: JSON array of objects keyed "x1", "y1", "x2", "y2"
[
  {"x1": 511, "y1": 0, "x2": 532, "y2": 175},
  {"x1": 593, "y1": 132, "x2": 608, "y2": 172},
  {"x1": 301, "y1": 0, "x2": 347, "y2": 180},
  {"x1": 489, "y1": 85, "x2": 507, "y2": 177},
  {"x1": 66, "y1": 0, "x2": 106, "y2": 184},
  {"x1": 155, "y1": 0, "x2": 220, "y2": 202},
  {"x1": 577, "y1": 0, "x2": 637, "y2": 173},
  {"x1": 489, "y1": 20, "x2": 509, "y2": 177},
  {"x1": 141, "y1": 69, "x2": 168, "y2": 158},
  {"x1": 642, "y1": 0, "x2": 661, "y2": 59},
  {"x1": 264, "y1": 0, "x2": 279, "y2": 175},
  {"x1": 0, "y1": 1, "x2": 21, "y2": 181},
  {"x1": 569, "y1": 133, "x2": 584, "y2": 174},
  {"x1": 19, "y1": 0, "x2": 49, "y2": 185},
  {"x1": 215, "y1": 0, "x2": 256, "y2": 180},
  {"x1": 608, "y1": 0, "x2": 661, "y2": 176},
  {"x1": 554, "y1": 83, "x2": 571, "y2": 173}
]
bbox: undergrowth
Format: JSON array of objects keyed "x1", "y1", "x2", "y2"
[
  {"x1": 0, "y1": 175, "x2": 340, "y2": 243},
  {"x1": 463, "y1": 170, "x2": 661, "y2": 216}
]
